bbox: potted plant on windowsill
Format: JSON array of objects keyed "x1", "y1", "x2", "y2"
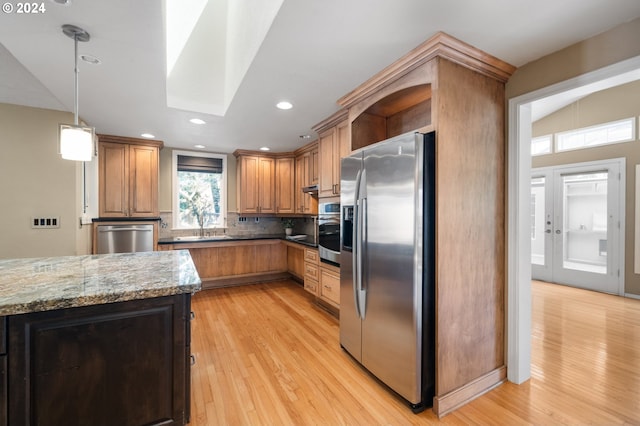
[{"x1": 282, "y1": 218, "x2": 295, "y2": 236}]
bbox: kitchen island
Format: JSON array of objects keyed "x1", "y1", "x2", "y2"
[{"x1": 0, "y1": 250, "x2": 201, "y2": 426}]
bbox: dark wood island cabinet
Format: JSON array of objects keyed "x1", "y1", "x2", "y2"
[{"x1": 0, "y1": 251, "x2": 201, "y2": 426}]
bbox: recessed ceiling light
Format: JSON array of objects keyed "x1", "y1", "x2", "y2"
[
  {"x1": 141, "y1": 133, "x2": 155, "y2": 139},
  {"x1": 276, "y1": 101, "x2": 293, "y2": 110},
  {"x1": 299, "y1": 134, "x2": 311, "y2": 139},
  {"x1": 80, "y1": 54, "x2": 101, "y2": 65},
  {"x1": 259, "y1": 147, "x2": 270, "y2": 151},
  {"x1": 189, "y1": 118, "x2": 206, "y2": 125},
  {"x1": 50, "y1": 0, "x2": 71, "y2": 5},
  {"x1": 194, "y1": 144, "x2": 206, "y2": 149}
]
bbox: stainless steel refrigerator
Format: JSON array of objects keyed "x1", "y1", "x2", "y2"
[{"x1": 340, "y1": 131, "x2": 435, "y2": 412}]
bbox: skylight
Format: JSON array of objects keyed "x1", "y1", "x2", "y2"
[{"x1": 164, "y1": 0, "x2": 284, "y2": 117}]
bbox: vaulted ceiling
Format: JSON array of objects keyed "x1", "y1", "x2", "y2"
[{"x1": 2, "y1": 0, "x2": 640, "y2": 153}]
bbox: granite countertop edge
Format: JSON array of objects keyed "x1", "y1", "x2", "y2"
[{"x1": 0, "y1": 251, "x2": 202, "y2": 317}]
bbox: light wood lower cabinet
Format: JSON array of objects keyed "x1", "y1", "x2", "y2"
[
  {"x1": 167, "y1": 240, "x2": 288, "y2": 289},
  {"x1": 303, "y1": 248, "x2": 319, "y2": 295},
  {"x1": 318, "y1": 262, "x2": 340, "y2": 307},
  {"x1": 161, "y1": 240, "x2": 340, "y2": 310},
  {"x1": 285, "y1": 242, "x2": 305, "y2": 280}
]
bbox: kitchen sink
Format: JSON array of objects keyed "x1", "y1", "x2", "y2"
[{"x1": 174, "y1": 235, "x2": 231, "y2": 242}]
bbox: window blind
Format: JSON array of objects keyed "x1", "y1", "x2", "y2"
[{"x1": 177, "y1": 155, "x2": 223, "y2": 173}]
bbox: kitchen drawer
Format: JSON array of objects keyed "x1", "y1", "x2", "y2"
[
  {"x1": 304, "y1": 248, "x2": 319, "y2": 264},
  {"x1": 304, "y1": 278, "x2": 318, "y2": 295},
  {"x1": 304, "y1": 262, "x2": 318, "y2": 281},
  {"x1": 319, "y1": 268, "x2": 340, "y2": 305}
]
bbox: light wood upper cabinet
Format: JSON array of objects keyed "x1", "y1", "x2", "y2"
[
  {"x1": 235, "y1": 154, "x2": 276, "y2": 214},
  {"x1": 275, "y1": 157, "x2": 295, "y2": 214},
  {"x1": 310, "y1": 147, "x2": 319, "y2": 184},
  {"x1": 314, "y1": 110, "x2": 350, "y2": 198},
  {"x1": 294, "y1": 149, "x2": 318, "y2": 215},
  {"x1": 98, "y1": 135, "x2": 162, "y2": 218}
]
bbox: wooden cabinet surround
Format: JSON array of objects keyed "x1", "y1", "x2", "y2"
[
  {"x1": 335, "y1": 31, "x2": 516, "y2": 416},
  {"x1": 98, "y1": 134, "x2": 162, "y2": 218}
]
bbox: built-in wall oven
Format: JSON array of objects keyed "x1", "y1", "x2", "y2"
[{"x1": 318, "y1": 201, "x2": 340, "y2": 265}]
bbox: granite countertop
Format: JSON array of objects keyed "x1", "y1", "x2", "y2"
[
  {"x1": 0, "y1": 250, "x2": 201, "y2": 316},
  {"x1": 158, "y1": 233, "x2": 318, "y2": 248}
]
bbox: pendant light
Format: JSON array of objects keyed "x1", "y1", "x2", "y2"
[{"x1": 59, "y1": 24, "x2": 95, "y2": 162}]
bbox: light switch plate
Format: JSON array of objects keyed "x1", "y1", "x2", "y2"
[{"x1": 31, "y1": 217, "x2": 60, "y2": 229}]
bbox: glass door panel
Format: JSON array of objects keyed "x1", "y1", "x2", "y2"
[
  {"x1": 560, "y1": 172, "x2": 608, "y2": 274},
  {"x1": 531, "y1": 159, "x2": 623, "y2": 295}
]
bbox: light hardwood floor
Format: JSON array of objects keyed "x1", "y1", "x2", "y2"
[{"x1": 189, "y1": 279, "x2": 640, "y2": 425}]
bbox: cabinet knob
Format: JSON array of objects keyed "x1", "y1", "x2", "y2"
[
  {"x1": 190, "y1": 311, "x2": 195, "y2": 320},
  {"x1": 190, "y1": 354, "x2": 196, "y2": 365}
]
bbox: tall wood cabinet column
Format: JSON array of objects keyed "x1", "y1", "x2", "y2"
[{"x1": 336, "y1": 31, "x2": 516, "y2": 417}]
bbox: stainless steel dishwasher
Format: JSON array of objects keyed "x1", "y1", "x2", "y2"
[{"x1": 96, "y1": 224, "x2": 154, "y2": 254}]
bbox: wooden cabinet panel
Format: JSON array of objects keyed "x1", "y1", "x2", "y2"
[
  {"x1": 8, "y1": 295, "x2": 189, "y2": 426},
  {"x1": 310, "y1": 148, "x2": 319, "y2": 184},
  {"x1": 287, "y1": 245, "x2": 305, "y2": 280},
  {"x1": 318, "y1": 128, "x2": 336, "y2": 198},
  {"x1": 99, "y1": 142, "x2": 129, "y2": 217},
  {"x1": 236, "y1": 155, "x2": 276, "y2": 214},
  {"x1": 129, "y1": 144, "x2": 159, "y2": 217},
  {"x1": 319, "y1": 266, "x2": 340, "y2": 306},
  {"x1": 255, "y1": 243, "x2": 287, "y2": 273},
  {"x1": 276, "y1": 157, "x2": 295, "y2": 214},
  {"x1": 179, "y1": 241, "x2": 288, "y2": 288},
  {"x1": 318, "y1": 119, "x2": 349, "y2": 198},
  {"x1": 98, "y1": 135, "x2": 161, "y2": 218},
  {"x1": 258, "y1": 157, "x2": 276, "y2": 213},
  {"x1": 294, "y1": 152, "x2": 317, "y2": 214}
]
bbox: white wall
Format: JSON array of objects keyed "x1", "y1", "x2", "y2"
[{"x1": 0, "y1": 103, "x2": 93, "y2": 259}]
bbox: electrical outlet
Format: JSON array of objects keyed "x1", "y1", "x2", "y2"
[
  {"x1": 254, "y1": 217, "x2": 260, "y2": 223},
  {"x1": 31, "y1": 217, "x2": 60, "y2": 229},
  {"x1": 238, "y1": 217, "x2": 247, "y2": 222}
]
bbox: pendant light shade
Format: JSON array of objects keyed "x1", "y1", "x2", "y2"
[
  {"x1": 59, "y1": 24, "x2": 95, "y2": 162},
  {"x1": 59, "y1": 124, "x2": 95, "y2": 161}
]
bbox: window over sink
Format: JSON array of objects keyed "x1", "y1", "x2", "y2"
[{"x1": 172, "y1": 150, "x2": 227, "y2": 230}]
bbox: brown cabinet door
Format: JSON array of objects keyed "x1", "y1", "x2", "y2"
[
  {"x1": 258, "y1": 157, "x2": 276, "y2": 213},
  {"x1": 318, "y1": 128, "x2": 336, "y2": 197},
  {"x1": 99, "y1": 137, "x2": 160, "y2": 218},
  {"x1": 99, "y1": 142, "x2": 129, "y2": 217},
  {"x1": 8, "y1": 295, "x2": 189, "y2": 426},
  {"x1": 295, "y1": 155, "x2": 305, "y2": 213},
  {"x1": 335, "y1": 120, "x2": 350, "y2": 195},
  {"x1": 275, "y1": 157, "x2": 295, "y2": 214},
  {"x1": 310, "y1": 148, "x2": 319, "y2": 185},
  {"x1": 237, "y1": 156, "x2": 260, "y2": 214},
  {"x1": 129, "y1": 144, "x2": 159, "y2": 217},
  {"x1": 237, "y1": 155, "x2": 275, "y2": 214}
]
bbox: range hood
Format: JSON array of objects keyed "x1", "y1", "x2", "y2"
[{"x1": 302, "y1": 184, "x2": 319, "y2": 194}]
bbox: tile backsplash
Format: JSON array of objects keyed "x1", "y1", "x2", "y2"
[{"x1": 160, "y1": 211, "x2": 317, "y2": 242}]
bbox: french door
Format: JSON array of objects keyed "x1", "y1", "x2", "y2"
[{"x1": 531, "y1": 159, "x2": 624, "y2": 294}]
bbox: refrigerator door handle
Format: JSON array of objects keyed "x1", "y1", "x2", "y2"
[
  {"x1": 353, "y1": 168, "x2": 363, "y2": 319},
  {"x1": 358, "y1": 197, "x2": 367, "y2": 319}
]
